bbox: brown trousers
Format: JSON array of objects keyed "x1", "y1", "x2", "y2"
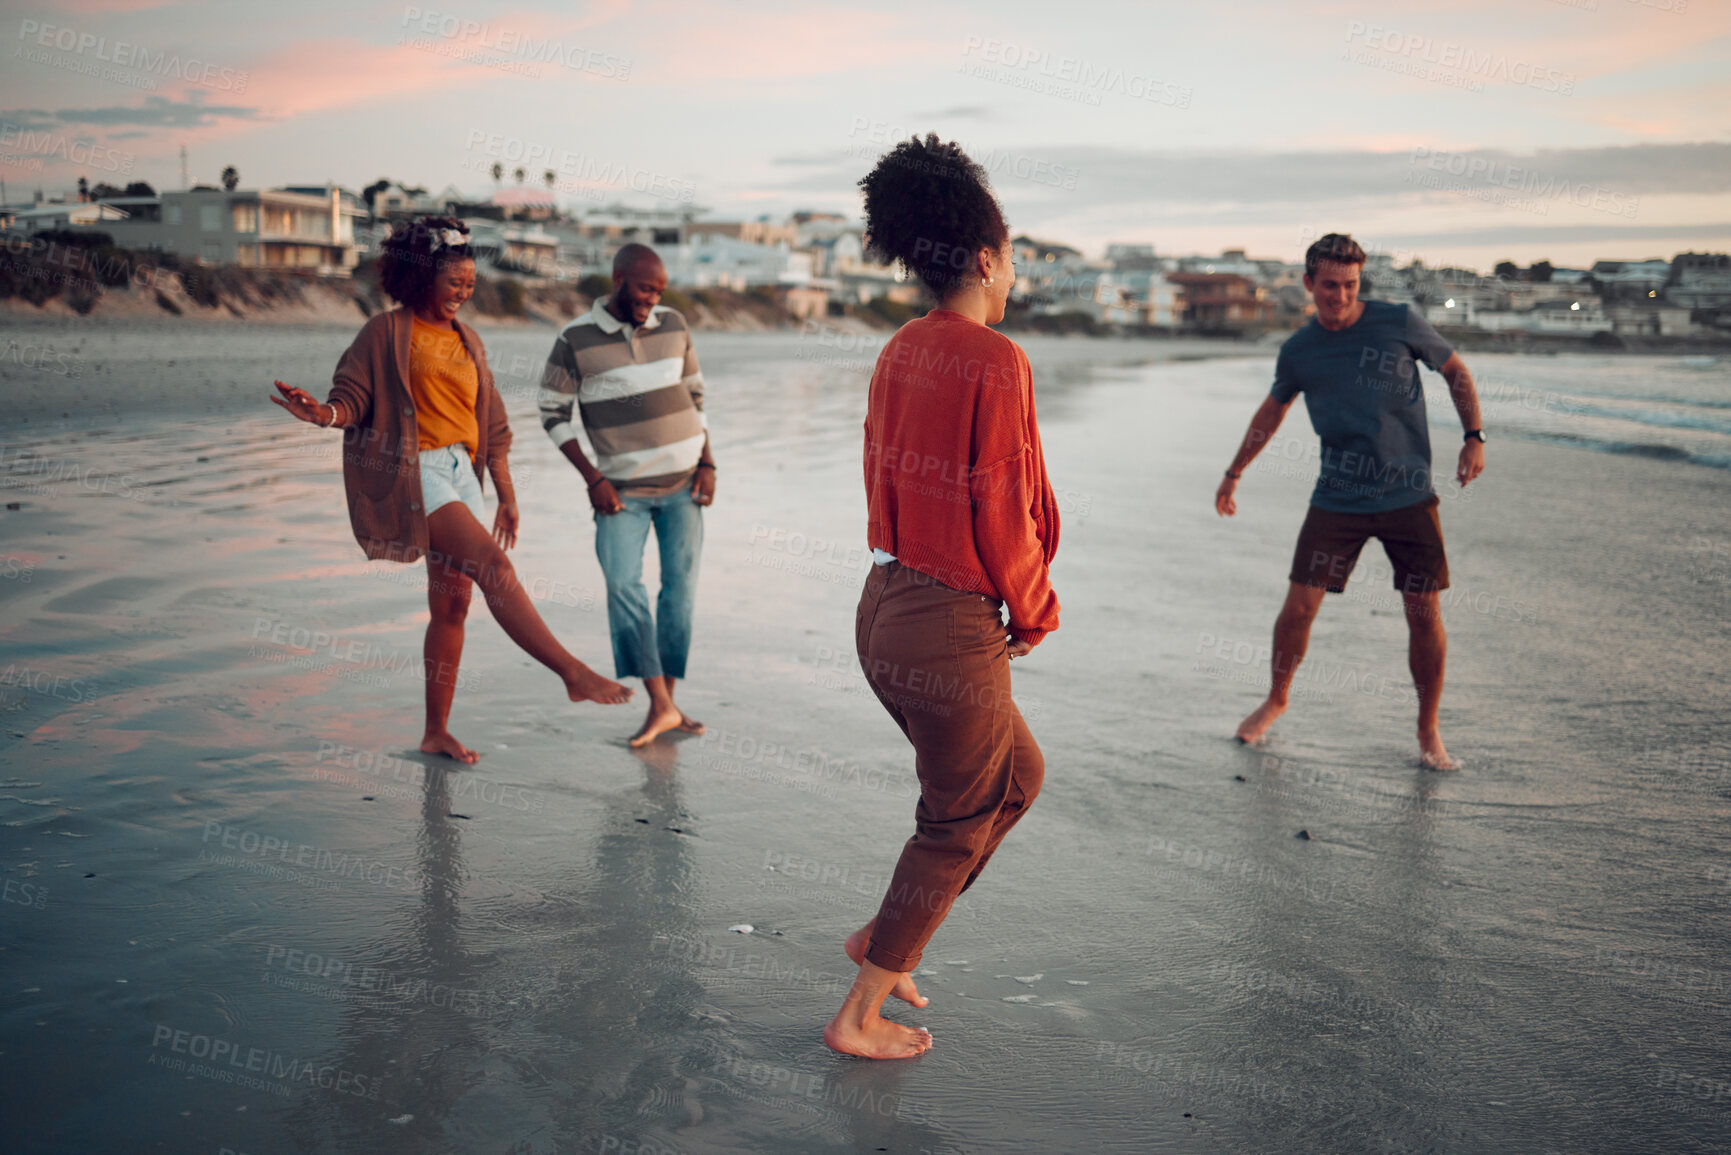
[{"x1": 856, "y1": 561, "x2": 1044, "y2": 973}]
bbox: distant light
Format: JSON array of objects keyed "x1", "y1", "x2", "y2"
[
  {"x1": 1570, "y1": 301, "x2": 1580, "y2": 311},
  {"x1": 1648, "y1": 290, "x2": 1657, "y2": 297},
  {"x1": 1444, "y1": 298, "x2": 1455, "y2": 308}
]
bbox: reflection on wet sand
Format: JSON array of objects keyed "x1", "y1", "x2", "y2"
[{"x1": 3, "y1": 332, "x2": 1729, "y2": 1151}]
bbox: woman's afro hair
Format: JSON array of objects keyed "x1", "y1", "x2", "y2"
[
  {"x1": 857, "y1": 134, "x2": 1008, "y2": 298},
  {"x1": 376, "y1": 215, "x2": 473, "y2": 308}
]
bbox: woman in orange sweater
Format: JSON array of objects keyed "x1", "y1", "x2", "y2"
[
  {"x1": 825, "y1": 137, "x2": 1061, "y2": 1060},
  {"x1": 270, "y1": 217, "x2": 629, "y2": 762}
]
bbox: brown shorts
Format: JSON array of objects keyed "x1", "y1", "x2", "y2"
[{"x1": 1289, "y1": 495, "x2": 1449, "y2": 594}]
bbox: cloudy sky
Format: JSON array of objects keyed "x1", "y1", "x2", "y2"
[{"x1": 3, "y1": 0, "x2": 1727, "y2": 270}]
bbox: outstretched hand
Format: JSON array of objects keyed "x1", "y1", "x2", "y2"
[{"x1": 270, "y1": 380, "x2": 328, "y2": 425}]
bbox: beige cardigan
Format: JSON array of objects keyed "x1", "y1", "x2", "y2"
[{"x1": 324, "y1": 307, "x2": 511, "y2": 563}]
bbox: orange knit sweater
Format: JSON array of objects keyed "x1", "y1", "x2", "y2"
[{"x1": 864, "y1": 309, "x2": 1061, "y2": 646}]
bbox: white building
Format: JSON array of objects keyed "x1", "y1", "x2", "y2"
[
  {"x1": 1590, "y1": 259, "x2": 1672, "y2": 295},
  {"x1": 48, "y1": 186, "x2": 363, "y2": 271},
  {"x1": 1, "y1": 201, "x2": 131, "y2": 231},
  {"x1": 1605, "y1": 304, "x2": 1694, "y2": 337},
  {"x1": 662, "y1": 232, "x2": 812, "y2": 290},
  {"x1": 1475, "y1": 299, "x2": 1611, "y2": 334},
  {"x1": 1666, "y1": 254, "x2": 1731, "y2": 309}
]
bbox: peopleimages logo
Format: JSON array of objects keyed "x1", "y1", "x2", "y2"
[
  {"x1": 15, "y1": 19, "x2": 250, "y2": 93},
  {"x1": 1344, "y1": 23, "x2": 1576, "y2": 95},
  {"x1": 401, "y1": 7, "x2": 631, "y2": 79},
  {"x1": 149, "y1": 1024, "x2": 381, "y2": 1099},
  {"x1": 0, "y1": 121, "x2": 132, "y2": 174},
  {"x1": 1406, "y1": 147, "x2": 1638, "y2": 219},
  {"x1": 957, "y1": 36, "x2": 1193, "y2": 108},
  {"x1": 462, "y1": 131, "x2": 694, "y2": 202}
]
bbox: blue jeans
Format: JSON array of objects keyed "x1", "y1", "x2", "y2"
[{"x1": 594, "y1": 488, "x2": 703, "y2": 680}]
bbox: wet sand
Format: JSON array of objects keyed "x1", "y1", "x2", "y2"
[{"x1": 1, "y1": 321, "x2": 1728, "y2": 1153}]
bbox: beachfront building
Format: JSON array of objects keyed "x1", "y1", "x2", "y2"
[
  {"x1": 490, "y1": 186, "x2": 557, "y2": 222},
  {"x1": 1363, "y1": 253, "x2": 1417, "y2": 305},
  {"x1": 1666, "y1": 253, "x2": 1731, "y2": 310},
  {"x1": 1102, "y1": 277, "x2": 1181, "y2": 327},
  {"x1": 836, "y1": 265, "x2": 920, "y2": 306},
  {"x1": 537, "y1": 201, "x2": 707, "y2": 280},
  {"x1": 463, "y1": 219, "x2": 562, "y2": 278},
  {"x1": 1425, "y1": 299, "x2": 1478, "y2": 328},
  {"x1": 367, "y1": 182, "x2": 455, "y2": 219},
  {"x1": 1167, "y1": 272, "x2": 1277, "y2": 330},
  {"x1": 1176, "y1": 249, "x2": 1264, "y2": 279},
  {"x1": 1475, "y1": 298, "x2": 1612, "y2": 334},
  {"x1": 1, "y1": 200, "x2": 133, "y2": 232},
  {"x1": 685, "y1": 219, "x2": 799, "y2": 248},
  {"x1": 49, "y1": 185, "x2": 365, "y2": 272},
  {"x1": 568, "y1": 202, "x2": 703, "y2": 248},
  {"x1": 662, "y1": 231, "x2": 813, "y2": 291},
  {"x1": 1104, "y1": 243, "x2": 1159, "y2": 270},
  {"x1": 1499, "y1": 280, "x2": 1590, "y2": 311},
  {"x1": 1590, "y1": 259, "x2": 1672, "y2": 301},
  {"x1": 1604, "y1": 303, "x2": 1694, "y2": 337},
  {"x1": 1010, "y1": 235, "x2": 1084, "y2": 299},
  {"x1": 1095, "y1": 266, "x2": 1181, "y2": 327}
]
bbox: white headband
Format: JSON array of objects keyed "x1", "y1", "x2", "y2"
[{"x1": 427, "y1": 227, "x2": 468, "y2": 253}]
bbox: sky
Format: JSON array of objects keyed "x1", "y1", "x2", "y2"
[{"x1": 2, "y1": 0, "x2": 1728, "y2": 271}]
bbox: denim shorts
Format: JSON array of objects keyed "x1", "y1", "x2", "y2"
[{"x1": 418, "y1": 444, "x2": 485, "y2": 522}]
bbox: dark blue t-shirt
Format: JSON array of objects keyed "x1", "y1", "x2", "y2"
[{"x1": 1270, "y1": 301, "x2": 1455, "y2": 514}]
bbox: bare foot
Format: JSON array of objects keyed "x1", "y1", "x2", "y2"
[
  {"x1": 1235, "y1": 696, "x2": 1288, "y2": 744},
  {"x1": 823, "y1": 1015, "x2": 933, "y2": 1060},
  {"x1": 628, "y1": 700, "x2": 684, "y2": 748},
  {"x1": 566, "y1": 665, "x2": 633, "y2": 706},
  {"x1": 421, "y1": 730, "x2": 479, "y2": 764},
  {"x1": 1419, "y1": 728, "x2": 1457, "y2": 770},
  {"x1": 676, "y1": 712, "x2": 705, "y2": 736},
  {"x1": 844, "y1": 926, "x2": 927, "y2": 1007}
]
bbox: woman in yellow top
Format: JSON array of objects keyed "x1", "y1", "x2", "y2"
[{"x1": 271, "y1": 217, "x2": 629, "y2": 762}]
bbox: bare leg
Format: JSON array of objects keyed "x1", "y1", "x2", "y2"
[
  {"x1": 421, "y1": 564, "x2": 478, "y2": 763},
  {"x1": 824, "y1": 957, "x2": 934, "y2": 1060},
  {"x1": 1404, "y1": 591, "x2": 1454, "y2": 768},
  {"x1": 628, "y1": 674, "x2": 701, "y2": 748},
  {"x1": 1237, "y1": 582, "x2": 1326, "y2": 743},
  {"x1": 843, "y1": 919, "x2": 926, "y2": 1007},
  {"x1": 426, "y1": 503, "x2": 631, "y2": 705}
]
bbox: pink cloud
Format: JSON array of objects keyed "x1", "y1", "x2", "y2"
[
  {"x1": 622, "y1": 1, "x2": 952, "y2": 82},
  {"x1": 233, "y1": 37, "x2": 492, "y2": 121}
]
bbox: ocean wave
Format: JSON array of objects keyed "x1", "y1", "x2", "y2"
[
  {"x1": 1555, "y1": 402, "x2": 1731, "y2": 436},
  {"x1": 1515, "y1": 431, "x2": 1731, "y2": 471}
]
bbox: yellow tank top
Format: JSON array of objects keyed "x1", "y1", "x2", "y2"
[{"x1": 408, "y1": 316, "x2": 480, "y2": 458}]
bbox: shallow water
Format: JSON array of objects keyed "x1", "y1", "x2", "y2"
[{"x1": 1, "y1": 326, "x2": 1728, "y2": 1153}]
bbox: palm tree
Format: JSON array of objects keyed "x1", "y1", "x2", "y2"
[
  {"x1": 76, "y1": 176, "x2": 88, "y2": 202},
  {"x1": 543, "y1": 169, "x2": 555, "y2": 191},
  {"x1": 221, "y1": 166, "x2": 239, "y2": 191},
  {"x1": 490, "y1": 162, "x2": 503, "y2": 187},
  {"x1": 513, "y1": 166, "x2": 525, "y2": 184}
]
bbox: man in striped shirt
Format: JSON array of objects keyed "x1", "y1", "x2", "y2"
[{"x1": 540, "y1": 243, "x2": 716, "y2": 747}]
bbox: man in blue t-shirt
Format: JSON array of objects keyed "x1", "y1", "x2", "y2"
[{"x1": 1215, "y1": 233, "x2": 1486, "y2": 769}]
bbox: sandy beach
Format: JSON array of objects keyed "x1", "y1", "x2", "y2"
[{"x1": 1, "y1": 318, "x2": 1728, "y2": 1153}]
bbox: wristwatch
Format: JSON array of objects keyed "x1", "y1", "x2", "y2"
[{"x1": 1464, "y1": 429, "x2": 1486, "y2": 443}]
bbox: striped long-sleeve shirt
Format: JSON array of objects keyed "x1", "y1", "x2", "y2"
[{"x1": 539, "y1": 298, "x2": 706, "y2": 494}]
